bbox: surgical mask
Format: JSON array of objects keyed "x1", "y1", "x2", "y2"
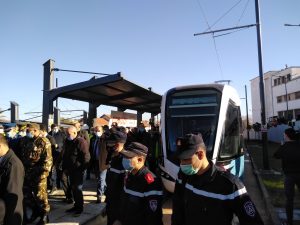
[
  {"x1": 180, "y1": 164, "x2": 199, "y2": 176},
  {"x1": 7, "y1": 131, "x2": 15, "y2": 138},
  {"x1": 67, "y1": 136, "x2": 74, "y2": 141},
  {"x1": 26, "y1": 132, "x2": 34, "y2": 139},
  {"x1": 122, "y1": 158, "x2": 134, "y2": 171},
  {"x1": 96, "y1": 132, "x2": 102, "y2": 137},
  {"x1": 19, "y1": 131, "x2": 26, "y2": 137},
  {"x1": 53, "y1": 128, "x2": 59, "y2": 133}
]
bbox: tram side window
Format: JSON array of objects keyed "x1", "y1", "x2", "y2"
[{"x1": 219, "y1": 102, "x2": 240, "y2": 159}]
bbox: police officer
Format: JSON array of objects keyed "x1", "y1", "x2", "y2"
[
  {"x1": 105, "y1": 130, "x2": 127, "y2": 225},
  {"x1": 171, "y1": 133, "x2": 264, "y2": 225},
  {"x1": 20, "y1": 123, "x2": 53, "y2": 225},
  {"x1": 114, "y1": 142, "x2": 163, "y2": 225}
]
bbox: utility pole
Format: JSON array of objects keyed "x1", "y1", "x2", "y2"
[
  {"x1": 193, "y1": 0, "x2": 270, "y2": 169},
  {"x1": 255, "y1": 0, "x2": 269, "y2": 170}
]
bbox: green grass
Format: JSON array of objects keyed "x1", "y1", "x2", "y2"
[
  {"x1": 263, "y1": 179, "x2": 284, "y2": 190},
  {"x1": 247, "y1": 140, "x2": 300, "y2": 208}
]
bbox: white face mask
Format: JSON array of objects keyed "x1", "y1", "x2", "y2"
[
  {"x1": 53, "y1": 128, "x2": 59, "y2": 133},
  {"x1": 96, "y1": 131, "x2": 102, "y2": 137},
  {"x1": 0, "y1": 129, "x2": 4, "y2": 134},
  {"x1": 18, "y1": 131, "x2": 26, "y2": 137}
]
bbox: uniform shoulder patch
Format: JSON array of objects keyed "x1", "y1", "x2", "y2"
[
  {"x1": 243, "y1": 201, "x2": 256, "y2": 217},
  {"x1": 144, "y1": 172, "x2": 155, "y2": 184}
]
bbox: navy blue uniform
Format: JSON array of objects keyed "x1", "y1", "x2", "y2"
[
  {"x1": 172, "y1": 161, "x2": 264, "y2": 225},
  {"x1": 105, "y1": 154, "x2": 125, "y2": 225},
  {"x1": 119, "y1": 166, "x2": 163, "y2": 225}
]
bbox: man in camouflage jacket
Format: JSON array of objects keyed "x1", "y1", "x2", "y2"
[{"x1": 20, "y1": 123, "x2": 52, "y2": 225}]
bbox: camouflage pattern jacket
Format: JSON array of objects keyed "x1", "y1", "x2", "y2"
[{"x1": 20, "y1": 136, "x2": 53, "y2": 180}]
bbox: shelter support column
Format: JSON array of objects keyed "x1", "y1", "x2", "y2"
[
  {"x1": 10, "y1": 101, "x2": 19, "y2": 123},
  {"x1": 83, "y1": 111, "x2": 88, "y2": 124},
  {"x1": 88, "y1": 103, "x2": 98, "y2": 128},
  {"x1": 137, "y1": 111, "x2": 143, "y2": 125},
  {"x1": 54, "y1": 107, "x2": 60, "y2": 126},
  {"x1": 42, "y1": 59, "x2": 55, "y2": 128}
]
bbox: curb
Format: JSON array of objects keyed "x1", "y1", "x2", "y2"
[{"x1": 247, "y1": 152, "x2": 282, "y2": 225}]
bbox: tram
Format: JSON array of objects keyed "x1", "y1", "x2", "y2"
[{"x1": 159, "y1": 84, "x2": 244, "y2": 192}]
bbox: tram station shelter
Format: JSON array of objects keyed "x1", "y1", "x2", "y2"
[{"x1": 42, "y1": 59, "x2": 162, "y2": 128}]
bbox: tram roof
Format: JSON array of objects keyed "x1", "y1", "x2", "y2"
[{"x1": 50, "y1": 73, "x2": 162, "y2": 114}]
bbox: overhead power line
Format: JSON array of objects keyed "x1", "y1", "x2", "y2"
[
  {"x1": 196, "y1": 0, "x2": 224, "y2": 78},
  {"x1": 203, "y1": 0, "x2": 243, "y2": 32},
  {"x1": 236, "y1": 0, "x2": 251, "y2": 26}
]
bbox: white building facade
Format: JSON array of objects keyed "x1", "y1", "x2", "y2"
[{"x1": 250, "y1": 67, "x2": 300, "y2": 124}]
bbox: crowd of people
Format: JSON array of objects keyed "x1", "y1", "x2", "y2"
[
  {"x1": 0, "y1": 121, "x2": 161, "y2": 225},
  {"x1": 0, "y1": 120, "x2": 265, "y2": 225}
]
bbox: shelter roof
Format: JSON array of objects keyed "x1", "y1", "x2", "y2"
[{"x1": 50, "y1": 74, "x2": 161, "y2": 114}]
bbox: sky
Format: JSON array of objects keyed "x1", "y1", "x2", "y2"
[{"x1": 0, "y1": 0, "x2": 300, "y2": 123}]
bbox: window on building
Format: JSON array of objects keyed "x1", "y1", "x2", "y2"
[
  {"x1": 295, "y1": 91, "x2": 300, "y2": 100},
  {"x1": 295, "y1": 108, "x2": 300, "y2": 119},
  {"x1": 289, "y1": 93, "x2": 295, "y2": 100},
  {"x1": 274, "y1": 79, "x2": 278, "y2": 86},
  {"x1": 283, "y1": 95, "x2": 287, "y2": 101},
  {"x1": 287, "y1": 74, "x2": 291, "y2": 81},
  {"x1": 281, "y1": 76, "x2": 286, "y2": 84},
  {"x1": 278, "y1": 111, "x2": 284, "y2": 118},
  {"x1": 277, "y1": 96, "x2": 282, "y2": 103},
  {"x1": 277, "y1": 78, "x2": 281, "y2": 85}
]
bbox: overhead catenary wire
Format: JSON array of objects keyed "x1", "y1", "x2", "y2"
[
  {"x1": 236, "y1": 0, "x2": 251, "y2": 26},
  {"x1": 203, "y1": 0, "x2": 243, "y2": 32},
  {"x1": 196, "y1": 0, "x2": 224, "y2": 79},
  {"x1": 213, "y1": 0, "x2": 251, "y2": 38}
]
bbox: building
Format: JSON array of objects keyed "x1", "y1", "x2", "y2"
[{"x1": 250, "y1": 66, "x2": 300, "y2": 124}]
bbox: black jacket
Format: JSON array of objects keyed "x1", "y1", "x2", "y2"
[
  {"x1": 62, "y1": 137, "x2": 90, "y2": 172},
  {"x1": 119, "y1": 166, "x2": 163, "y2": 225},
  {"x1": 105, "y1": 153, "x2": 125, "y2": 221},
  {"x1": 274, "y1": 140, "x2": 300, "y2": 174},
  {"x1": 0, "y1": 149, "x2": 24, "y2": 225},
  {"x1": 172, "y1": 162, "x2": 264, "y2": 225},
  {"x1": 49, "y1": 130, "x2": 66, "y2": 153}
]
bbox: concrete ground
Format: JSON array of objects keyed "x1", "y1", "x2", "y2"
[{"x1": 27, "y1": 177, "x2": 105, "y2": 225}]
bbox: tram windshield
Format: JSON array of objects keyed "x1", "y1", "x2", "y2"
[{"x1": 165, "y1": 89, "x2": 221, "y2": 164}]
